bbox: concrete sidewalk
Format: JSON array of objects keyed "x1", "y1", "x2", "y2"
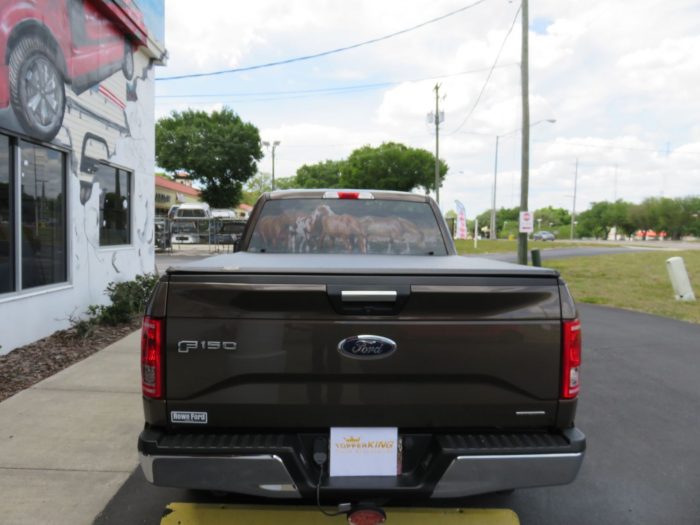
[{"x1": 0, "y1": 330, "x2": 143, "y2": 525}]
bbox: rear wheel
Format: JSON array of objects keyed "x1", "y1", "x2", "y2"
[{"x1": 9, "y1": 37, "x2": 65, "y2": 142}]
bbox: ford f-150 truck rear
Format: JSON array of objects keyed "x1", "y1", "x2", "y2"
[{"x1": 138, "y1": 189, "x2": 585, "y2": 503}]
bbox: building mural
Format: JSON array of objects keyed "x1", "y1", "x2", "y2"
[{"x1": 0, "y1": 0, "x2": 165, "y2": 354}]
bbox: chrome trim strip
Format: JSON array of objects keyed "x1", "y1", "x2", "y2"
[
  {"x1": 138, "y1": 453, "x2": 300, "y2": 499},
  {"x1": 432, "y1": 452, "x2": 584, "y2": 498},
  {"x1": 516, "y1": 411, "x2": 546, "y2": 416},
  {"x1": 192, "y1": 283, "x2": 326, "y2": 292},
  {"x1": 341, "y1": 290, "x2": 397, "y2": 302}
]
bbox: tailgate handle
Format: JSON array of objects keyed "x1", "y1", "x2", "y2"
[{"x1": 341, "y1": 290, "x2": 397, "y2": 302}]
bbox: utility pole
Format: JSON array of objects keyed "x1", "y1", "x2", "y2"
[
  {"x1": 517, "y1": 0, "x2": 530, "y2": 265},
  {"x1": 613, "y1": 163, "x2": 618, "y2": 240},
  {"x1": 570, "y1": 158, "x2": 578, "y2": 240},
  {"x1": 434, "y1": 83, "x2": 442, "y2": 205},
  {"x1": 262, "y1": 140, "x2": 281, "y2": 190},
  {"x1": 490, "y1": 135, "x2": 500, "y2": 239}
]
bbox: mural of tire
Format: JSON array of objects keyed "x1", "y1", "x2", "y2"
[
  {"x1": 122, "y1": 43, "x2": 134, "y2": 80},
  {"x1": 9, "y1": 36, "x2": 66, "y2": 142}
]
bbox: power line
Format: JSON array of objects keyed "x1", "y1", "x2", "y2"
[
  {"x1": 155, "y1": 64, "x2": 516, "y2": 100},
  {"x1": 447, "y1": 3, "x2": 521, "y2": 135},
  {"x1": 535, "y1": 139, "x2": 700, "y2": 156},
  {"x1": 157, "y1": 0, "x2": 492, "y2": 81}
]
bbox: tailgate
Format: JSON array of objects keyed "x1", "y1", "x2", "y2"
[{"x1": 164, "y1": 273, "x2": 563, "y2": 430}]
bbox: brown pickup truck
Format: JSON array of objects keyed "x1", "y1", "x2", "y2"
[{"x1": 139, "y1": 189, "x2": 585, "y2": 506}]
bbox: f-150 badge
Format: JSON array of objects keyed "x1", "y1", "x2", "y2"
[
  {"x1": 177, "y1": 340, "x2": 238, "y2": 353},
  {"x1": 338, "y1": 335, "x2": 396, "y2": 360}
]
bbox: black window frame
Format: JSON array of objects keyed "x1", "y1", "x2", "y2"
[
  {"x1": 95, "y1": 163, "x2": 132, "y2": 247},
  {"x1": 0, "y1": 133, "x2": 68, "y2": 295}
]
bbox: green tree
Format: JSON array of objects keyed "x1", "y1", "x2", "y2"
[
  {"x1": 274, "y1": 176, "x2": 297, "y2": 190},
  {"x1": 682, "y1": 196, "x2": 700, "y2": 237},
  {"x1": 155, "y1": 107, "x2": 262, "y2": 208},
  {"x1": 637, "y1": 197, "x2": 688, "y2": 239},
  {"x1": 294, "y1": 160, "x2": 345, "y2": 188},
  {"x1": 576, "y1": 201, "x2": 618, "y2": 239},
  {"x1": 607, "y1": 199, "x2": 635, "y2": 238},
  {"x1": 629, "y1": 201, "x2": 654, "y2": 239},
  {"x1": 241, "y1": 171, "x2": 273, "y2": 205},
  {"x1": 533, "y1": 206, "x2": 571, "y2": 229},
  {"x1": 341, "y1": 142, "x2": 448, "y2": 192},
  {"x1": 475, "y1": 206, "x2": 519, "y2": 238}
]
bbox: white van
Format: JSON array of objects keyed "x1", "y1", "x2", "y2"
[
  {"x1": 169, "y1": 203, "x2": 210, "y2": 244},
  {"x1": 170, "y1": 203, "x2": 211, "y2": 219}
]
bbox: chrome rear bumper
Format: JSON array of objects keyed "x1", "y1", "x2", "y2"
[
  {"x1": 139, "y1": 427, "x2": 585, "y2": 500},
  {"x1": 140, "y1": 453, "x2": 301, "y2": 498},
  {"x1": 432, "y1": 452, "x2": 584, "y2": 498}
]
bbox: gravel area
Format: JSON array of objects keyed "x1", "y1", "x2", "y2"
[{"x1": 0, "y1": 319, "x2": 141, "y2": 402}]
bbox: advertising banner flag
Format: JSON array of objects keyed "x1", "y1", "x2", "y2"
[{"x1": 455, "y1": 200, "x2": 467, "y2": 240}]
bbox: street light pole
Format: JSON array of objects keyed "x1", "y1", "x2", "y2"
[
  {"x1": 262, "y1": 140, "x2": 281, "y2": 190},
  {"x1": 434, "y1": 83, "x2": 442, "y2": 205}
]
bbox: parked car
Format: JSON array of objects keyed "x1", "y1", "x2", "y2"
[
  {"x1": 533, "y1": 230, "x2": 556, "y2": 241},
  {"x1": 170, "y1": 221, "x2": 199, "y2": 244},
  {"x1": 0, "y1": 0, "x2": 147, "y2": 141},
  {"x1": 211, "y1": 208, "x2": 237, "y2": 220}
]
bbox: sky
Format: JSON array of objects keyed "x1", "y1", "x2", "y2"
[{"x1": 155, "y1": 0, "x2": 700, "y2": 218}]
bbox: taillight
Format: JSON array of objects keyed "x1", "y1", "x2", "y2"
[
  {"x1": 141, "y1": 316, "x2": 164, "y2": 399},
  {"x1": 561, "y1": 319, "x2": 582, "y2": 399}
]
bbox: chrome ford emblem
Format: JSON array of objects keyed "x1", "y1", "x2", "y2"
[{"x1": 338, "y1": 335, "x2": 397, "y2": 360}]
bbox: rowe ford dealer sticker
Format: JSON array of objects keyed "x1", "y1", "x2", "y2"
[
  {"x1": 330, "y1": 427, "x2": 398, "y2": 477},
  {"x1": 171, "y1": 411, "x2": 208, "y2": 424}
]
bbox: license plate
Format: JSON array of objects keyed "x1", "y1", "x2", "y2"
[{"x1": 329, "y1": 427, "x2": 398, "y2": 477}]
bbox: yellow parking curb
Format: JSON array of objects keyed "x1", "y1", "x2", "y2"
[{"x1": 160, "y1": 503, "x2": 520, "y2": 524}]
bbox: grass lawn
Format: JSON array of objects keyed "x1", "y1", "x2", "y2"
[{"x1": 545, "y1": 251, "x2": 700, "y2": 323}]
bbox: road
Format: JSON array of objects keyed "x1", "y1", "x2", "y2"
[
  {"x1": 476, "y1": 245, "x2": 647, "y2": 263},
  {"x1": 93, "y1": 296, "x2": 700, "y2": 525}
]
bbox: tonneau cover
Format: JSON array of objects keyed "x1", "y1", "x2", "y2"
[{"x1": 165, "y1": 252, "x2": 558, "y2": 277}]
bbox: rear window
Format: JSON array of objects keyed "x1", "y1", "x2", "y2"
[
  {"x1": 247, "y1": 198, "x2": 447, "y2": 255},
  {"x1": 177, "y1": 209, "x2": 207, "y2": 218}
]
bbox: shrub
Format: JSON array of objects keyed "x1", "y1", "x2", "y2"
[{"x1": 71, "y1": 273, "x2": 159, "y2": 334}]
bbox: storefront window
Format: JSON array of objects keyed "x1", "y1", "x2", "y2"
[
  {"x1": 20, "y1": 140, "x2": 66, "y2": 289},
  {"x1": 96, "y1": 164, "x2": 131, "y2": 246},
  {"x1": 0, "y1": 136, "x2": 12, "y2": 293}
]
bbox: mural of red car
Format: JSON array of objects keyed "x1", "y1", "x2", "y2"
[{"x1": 0, "y1": 0, "x2": 147, "y2": 141}]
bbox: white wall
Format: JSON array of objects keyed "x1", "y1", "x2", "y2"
[{"x1": 0, "y1": 49, "x2": 157, "y2": 355}]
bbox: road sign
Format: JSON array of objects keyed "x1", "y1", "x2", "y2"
[{"x1": 519, "y1": 211, "x2": 534, "y2": 233}]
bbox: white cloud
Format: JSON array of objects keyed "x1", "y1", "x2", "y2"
[{"x1": 159, "y1": 0, "x2": 700, "y2": 217}]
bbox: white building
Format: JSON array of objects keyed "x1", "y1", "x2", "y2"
[{"x1": 0, "y1": 0, "x2": 165, "y2": 354}]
